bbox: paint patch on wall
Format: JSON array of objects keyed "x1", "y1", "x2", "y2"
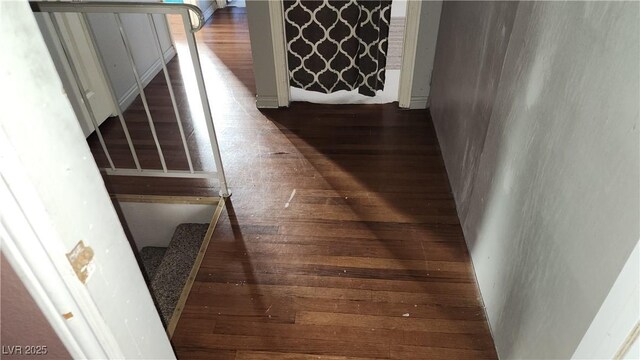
[{"x1": 66, "y1": 240, "x2": 95, "y2": 284}]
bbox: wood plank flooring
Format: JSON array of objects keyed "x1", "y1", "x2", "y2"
[{"x1": 88, "y1": 7, "x2": 497, "y2": 359}]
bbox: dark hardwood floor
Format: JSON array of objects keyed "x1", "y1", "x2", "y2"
[{"x1": 89, "y1": 7, "x2": 497, "y2": 360}]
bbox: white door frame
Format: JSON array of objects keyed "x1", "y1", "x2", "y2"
[
  {"x1": 399, "y1": 0, "x2": 442, "y2": 109},
  {"x1": 268, "y1": 0, "x2": 290, "y2": 107},
  {"x1": 0, "y1": 2, "x2": 174, "y2": 358},
  {"x1": 397, "y1": 0, "x2": 421, "y2": 109},
  {"x1": 268, "y1": 0, "x2": 440, "y2": 109}
]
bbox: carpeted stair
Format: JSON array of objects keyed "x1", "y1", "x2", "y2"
[
  {"x1": 139, "y1": 223, "x2": 209, "y2": 326},
  {"x1": 140, "y1": 247, "x2": 167, "y2": 280}
]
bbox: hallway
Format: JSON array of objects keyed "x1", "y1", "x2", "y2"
[{"x1": 92, "y1": 7, "x2": 497, "y2": 359}]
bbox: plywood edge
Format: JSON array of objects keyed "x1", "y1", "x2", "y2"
[
  {"x1": 111, "y1": 194, "x2": 220, "y2": 205},
  {"x1": 165, "y1": 197, "x2": 225, "y2": 338}
]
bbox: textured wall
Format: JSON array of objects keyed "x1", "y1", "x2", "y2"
[
  {"x1": 430, "y1": 2, "x2": 639, "y2": 359},
  {"x1": 429, "y1": 1, "x2": 518, "y2": 221}
]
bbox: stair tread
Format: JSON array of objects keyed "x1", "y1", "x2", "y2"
[
  {"x1": 139, "y1": 246, "x2": 167, "y2": 281},
  {"x1": 150, "y1": 223, "x2": 209, "y2": 326}
]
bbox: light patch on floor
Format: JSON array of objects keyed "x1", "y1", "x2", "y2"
[{"x1": 290, "y1": 70, "x2": 401, "y2": 104}]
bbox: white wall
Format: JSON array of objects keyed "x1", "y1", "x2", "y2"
[
  {"x1": 430, "y1": 2, "x2": 639, "y2": 359},
  {"x1": 196, "y1": 0, "x2": 216, "y2": 20},
  {"x1": 184, "y1": 0, "x2": 216, "y2": 25},
  {"x1": 36, "y1": 9, "x2": 176, "y2": 117},
  {"x1": 86, "y1": 12, "x2": 174, "y2": 110},
  {"x1": 117, "y1": 201, "x2": 215, "y2": 250},
  {"x1": 35, "y1": 14, "x2": 99, "y2": 136}
]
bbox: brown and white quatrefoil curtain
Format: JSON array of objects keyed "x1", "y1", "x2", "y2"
[{"x1": 284, "y1": 0, "x2": 392, "y2": 97}]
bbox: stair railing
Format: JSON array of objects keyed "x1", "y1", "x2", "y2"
[{"x1": 30, "y1": 1, "x2": 230, "y2": 197}]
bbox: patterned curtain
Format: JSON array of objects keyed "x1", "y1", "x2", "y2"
[{"x1": 284, "y1": 0, "x2": 392, "y2": 97}]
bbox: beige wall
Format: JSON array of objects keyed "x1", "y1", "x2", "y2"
[
  {"x1": 430, "y1": 2, "x2": 639, "y2": 359},
  {"x1": 1, "y1": 254, "x2": 70, "y2": 359}
]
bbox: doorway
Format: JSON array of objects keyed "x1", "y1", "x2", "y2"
[
  {"x1": 262, "y1": 0, "x2": 441, "y2": 109},
  {"x1": 288, "y1": 0, "x2": 407, "y2": 104}
]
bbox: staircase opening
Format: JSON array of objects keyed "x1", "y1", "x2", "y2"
[
  {"x1": 31, "y1": 1, "x2": 232, "y2": 340},
  {"x1": 112, "y1": 195, "x2": 225, "y2": 335}
]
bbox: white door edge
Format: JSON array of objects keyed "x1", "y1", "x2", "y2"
[
  {"x1": 0, "y1": 129, "x2": 118, "y2": 359},
  {"x1": 398, "y1": 0, "x2": 421, "y2": 109},
  {"x1": 269, "y1": 0, "x2": 290, "y2": 107}
]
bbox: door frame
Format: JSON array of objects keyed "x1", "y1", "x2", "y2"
[
  {"x1": 397, "y1": 0, "x2": 422, "y2": 109},
  {"x1": 268, "y1": 0, "x2": 290, "y2": 107},
  {"x1": 268, "y1": 0, "x2": 442, "y2": 109}
]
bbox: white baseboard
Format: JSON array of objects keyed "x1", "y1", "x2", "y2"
[
  {"x1": 409, "y1": 96, "x2": 429, "y2": 109},
  {"x1": 202, "y1": 3, "x2": 215, "y2": 22},
  {"x1": 255, "y1": 95, "x2": 280, "y2": 109},
  {"x1": 118, "y1": 46, "x2": 177, "y2": 111}
]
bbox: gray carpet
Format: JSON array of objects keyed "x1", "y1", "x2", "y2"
[
  {"x1": 147, "y1": 223, "x2": 209, "y2": 326},
  {"x1": 140, "y1": 246, "x2": 167, "y2": 280}
]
